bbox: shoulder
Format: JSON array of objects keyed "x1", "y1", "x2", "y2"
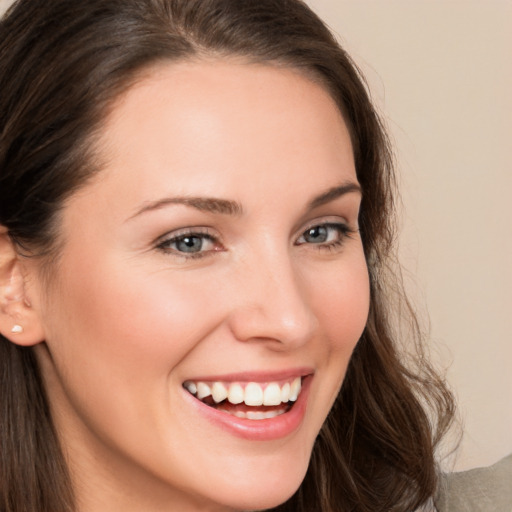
[{"x1": 435, "y1": 453, "x2": 512, "y2": 512}]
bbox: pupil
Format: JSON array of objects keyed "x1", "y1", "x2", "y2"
[
  {"x1": 306, "y1": 226, "x2": 327, "y2": 243},
  {"x1": 177, "y1": 236, "x2": 202, "y2": 253}
]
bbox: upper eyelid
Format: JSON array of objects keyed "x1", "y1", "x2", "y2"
[
  {"x1": 155, "y1": 218, "x2": 352, "y2": 242},
  {"x1": 296, "y1": 217, "x2": 352, "y2": 238},
  {"x1": 301, "y1": 217, "x2": 349, "y2": 230},
  {"x1": 155, "y1": 226, "x2": 217, "y2": 244},
  {"x1": 296, "y1": 222, "x2": 352, "y2": 240}
]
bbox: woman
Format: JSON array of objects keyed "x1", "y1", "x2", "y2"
[{"x1": 0, "y1": 1, "x2": 454, "y2": 511}]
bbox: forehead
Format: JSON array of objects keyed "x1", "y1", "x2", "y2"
[
  {"x1": 73, "y1": 59, "x2": 356, "y2": 219},
  {"x1": 103, "y1": 59, "x2": 348, "y2": 140}
]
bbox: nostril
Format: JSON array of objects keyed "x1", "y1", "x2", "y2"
[{"x1": 226, "y1": 258, "x2": 316, "y2": 346}]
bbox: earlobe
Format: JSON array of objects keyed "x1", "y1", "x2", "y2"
[{"x1": 0, "y1": 227, "x2": 45, "y2": 346}]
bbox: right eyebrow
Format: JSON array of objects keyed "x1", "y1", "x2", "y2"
[{"x1": 126, "y1": 196, "x2": 243, "y2": 222}]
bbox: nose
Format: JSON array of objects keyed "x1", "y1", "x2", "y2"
[{"x1": 226, "y1": 250, "x2": 317, "y2": 350}]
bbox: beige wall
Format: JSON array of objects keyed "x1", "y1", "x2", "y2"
[{"x1": 2, "y1": 0, "x2": 511, "y2": 471}]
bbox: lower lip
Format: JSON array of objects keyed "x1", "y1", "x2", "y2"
[{"x1": 184, "y1": 376, "x2": 312, "y2": 441}]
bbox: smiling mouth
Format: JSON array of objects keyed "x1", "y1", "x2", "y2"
[{"x1": 183, "y1": 377, "x2": 302, "y2": 420}]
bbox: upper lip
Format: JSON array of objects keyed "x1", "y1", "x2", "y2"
[{"x1": 182, "y1": 367, "x2": 314, "y2": 384}]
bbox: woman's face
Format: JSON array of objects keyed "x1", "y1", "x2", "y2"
[{"x1": 31, "y1": 61, "x2": 369, "y2": 511}]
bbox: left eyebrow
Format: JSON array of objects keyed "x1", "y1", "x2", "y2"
[{"x1": 307, "y1": 182, "x2": 362, "y2": 210}]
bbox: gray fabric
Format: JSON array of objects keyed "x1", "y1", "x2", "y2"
[{"x1": 435, "y1": 453, "x2": 512, "y2": 512}]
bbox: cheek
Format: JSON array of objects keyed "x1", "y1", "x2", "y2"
[
  {"x1": 294, "y1": 250, "x2": 369, "y2": 441},
  {"x1": 310, "y1": 253, "x2": 370, "y2": 354},
  {"x1": 58, "y1": 262, "x2": 224, "y2": 375},
  {"x1": 41, "y1": 254, "x2": 233, "y2": 453}
]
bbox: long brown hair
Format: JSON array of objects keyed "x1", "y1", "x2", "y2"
[{"x1": 0, "y1": 1, "x2": 454, "y2": 511}]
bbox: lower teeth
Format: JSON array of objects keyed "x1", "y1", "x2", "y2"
[
  {"x1": 217, "y1": 408, "x2": 287, "y2": 420},
  {"x1": 190, "y1": 391, "x2": 294, "y2": 420}
]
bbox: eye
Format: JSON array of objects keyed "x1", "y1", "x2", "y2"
[
  {"x1": 156, "y1": 229, "x2": 221, "y2": 258},
  {"x1": 296, "y1": 222, "x2": 353, "y2": 249}
]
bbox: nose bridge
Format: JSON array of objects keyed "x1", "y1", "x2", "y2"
[{"x1": 228, "y1": 241, "x2": 316, "y2": 347}]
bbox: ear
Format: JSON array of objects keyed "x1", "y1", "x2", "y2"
[{"x1": 0, "y1": 226, "x2": 45, "y2": 346}]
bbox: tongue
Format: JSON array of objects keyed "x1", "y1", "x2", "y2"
[
  {"x1": 201, "y1": 396, "x2": 290, "y2": 414},
  {"x1": 219, "y1": 402, "x2": 289, "y2": 414}
]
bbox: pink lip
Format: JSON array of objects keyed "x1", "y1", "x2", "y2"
[{"x1": 182, "y1": 372, "x2": 313, "y2": 441}]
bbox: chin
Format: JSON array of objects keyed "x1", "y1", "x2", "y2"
[
  {"x1": 210, "y1": 467, "x2": 307, "y2": 511},
  {"x1": 177, "y1": 443, "x2": 311, "y2": 512}
]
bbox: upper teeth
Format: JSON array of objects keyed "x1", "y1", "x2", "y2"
[{"x1": 184, "y1": 377, "x2": 302, "y2": 406}]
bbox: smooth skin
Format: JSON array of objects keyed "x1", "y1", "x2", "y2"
[{"x1": 1, "y1": 61, "x2": 370, "y2": 511}]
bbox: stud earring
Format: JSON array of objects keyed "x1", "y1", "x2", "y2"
[{"x1": 11, "y1": 324, "x2": 23, "y2": 334}]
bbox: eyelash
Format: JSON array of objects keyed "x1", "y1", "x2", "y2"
[
  {"x1": 155, "y1": 222, "x2": 356, "y2": 260},
  {"x1": 295, "y1": 222, "x2": 355, "y2": 251},
  {"x1": 155, "y1": 227, "x2": 220, "y2": 260}
]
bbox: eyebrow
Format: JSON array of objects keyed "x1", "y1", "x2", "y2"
[
  {"x1": 307, "y1": 182, "x2": 362, "y2": 209},
  {"x1": 128, "y1": 196, "x2": 243, "y2": 220},
  {"x1": 127, "y1": 181, "x2": 361, "y2": 221}
]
